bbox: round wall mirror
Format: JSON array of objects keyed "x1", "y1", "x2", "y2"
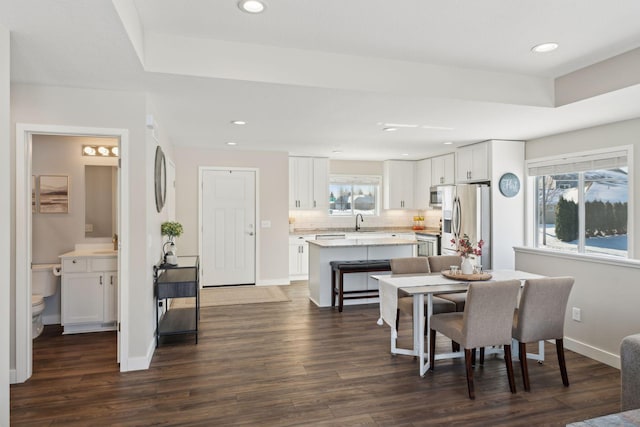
[{"x1": 154, "y1": 146, "x2": 166, "y2": 212}]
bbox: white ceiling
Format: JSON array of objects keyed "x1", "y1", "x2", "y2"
[{"x1": 3, "y1": 0, "x2": 640, "y2": 160}]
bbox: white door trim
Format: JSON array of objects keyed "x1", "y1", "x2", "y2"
[
  {"x1": 198, "y1": 167, "x2": 260, "y2": 287},
  {"x1": 14, "y1": 123, "x2": 130, "y2": 383}
]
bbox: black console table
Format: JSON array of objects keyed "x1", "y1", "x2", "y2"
[{"x1": 153, "y1": 255, "x2": 200, "y2": 347}]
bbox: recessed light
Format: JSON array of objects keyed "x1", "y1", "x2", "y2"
[
  {"x1": 401, "y1": 153, "x2": 409, "y2": 156},
  {"x1": 231, "y1": 120, "x2": 246, "y2": 125},
  {"x1": 422, "y1": 125, "x2": 455, "y2": 131},
  {"x1": 226, "y1": 142, "x2": 237, "y2": 146},
  {"x1": 531, "y1": 42, "x2": 559, "y2": 53},
  {"x1": 238, "y1": 0, "x2": 266, "y2": 14},
  {"x1": 383, "y1": 127, "x2": 398, "y2": 132},
  {"x1": 443, "y1": 141, "x2": 453, "y2": 145},
  {"x1": 332, "y1": 150, "x2": 343, "y2": 154}
]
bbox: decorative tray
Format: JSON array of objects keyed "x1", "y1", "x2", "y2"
[{"x1": 441, "y1": 270, "x2": 492, "y2": 281}]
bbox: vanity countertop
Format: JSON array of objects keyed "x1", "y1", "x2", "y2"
[{"x1": 59, "y1": 249, "x2": 118, "y2": 258}]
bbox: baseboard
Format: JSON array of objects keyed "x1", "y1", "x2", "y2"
[
  {"x1": 255, "y1": 278, "x2": 290, "y2": 286},
  {"x1": 565, "y1": 336, "x2": 621, "y2": 369},
  {"x1": 124, "y1": 336, "x2": 155, "y2": 371},
  {"x1": 10, "y1": 368, "x2": 17, "y2": 384},
  {"x1": 289, "y1": 274, "x2": 308, "y2": 281}
]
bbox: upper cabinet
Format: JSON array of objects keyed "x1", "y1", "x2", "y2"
[
  {"x1": 414, "y1": 158, "x2": 432, "y2": 209},
  {"x1": 289, "y1": 156, "x2": 329, "y2": 210},
  {"x1": 383, "y1": 160, "x2": 415, "y2": 209},
  {"x1": 456, "y1": 142, "x2": 489, "y2": 183},
  {"x1": 431, "y1": 154, "x2": 455, "y2": 186}
]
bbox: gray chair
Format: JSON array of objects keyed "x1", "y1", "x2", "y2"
[
  {"x1": 430, "y1": 280, "x2": 521, "y2": 399},
  {"x1": 430, "y1": 255, "x2": 467, "y2": 312},
  {"x1": 512, "y1": 277, "x2": 574, "y2": 391},
  {"x1": 391, "y1": 257, "x2": 456, "y2": 332},
  {"x1": 621, "y1": 334, "x2": 640, "y2": 411}
]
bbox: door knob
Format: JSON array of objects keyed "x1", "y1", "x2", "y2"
[{"x1": 248, "y1": 232, "x2": 254, "y2": 236}]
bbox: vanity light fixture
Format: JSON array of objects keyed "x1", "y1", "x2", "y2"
[
  {"x1": 531, "y1": 42, "x2": 559, "y2": 53},
  {"x1": 82, "y1": 145, "x2": 118, "y2": 157},
  {"x1": 231, "y1": 120, "x2": 246, "y2": 125},
  {"x1": 238, "y1": 0, "x2": 266, "y2": 14}
]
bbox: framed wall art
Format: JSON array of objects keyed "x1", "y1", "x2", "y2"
[{"x1": 39, "y1": 175, "x2": 70, "y2": 214}]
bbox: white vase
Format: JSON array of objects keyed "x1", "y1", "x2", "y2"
[{"x1": 461, "y1": 257, "x2": 474, "y2": 275}]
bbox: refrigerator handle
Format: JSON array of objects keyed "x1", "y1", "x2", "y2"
[{"x1": 452, "y1": 196, "x2": 461, "y2": 239}]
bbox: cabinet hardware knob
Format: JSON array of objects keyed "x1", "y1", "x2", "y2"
[
  {"x1": 100, "y1": 276, "x2": 103, "y2": 285},
  {"x1": 72, "y1": 259, "x2": 77, "y2": 264}
]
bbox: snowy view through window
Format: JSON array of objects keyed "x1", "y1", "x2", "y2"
[{"x1": 536, "y1": 168, "x2": 628, "y2": 257}]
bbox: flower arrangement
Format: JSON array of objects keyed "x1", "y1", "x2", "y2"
[
  {"x1": 161, "y1": 221, "x2": 183, "y2": 240},
  {"x1": 451, "y1": 233, "x2": 483, "y2": 258}
]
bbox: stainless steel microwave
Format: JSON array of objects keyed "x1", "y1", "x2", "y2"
[{"x1": 429, "y1": 186, "x2": 442, "y2": 208}]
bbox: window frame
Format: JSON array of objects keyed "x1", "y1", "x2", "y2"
[
  {"x1": 328, "y1": 174, "x2": 381, "y2": 217},
  {"x1": 526, "y1": 145, "x2": 634, "y2": 259}
]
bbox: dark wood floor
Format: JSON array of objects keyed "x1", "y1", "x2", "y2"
[{"x1": 11, "y1": 282, "x2": 621, "y2": 426}]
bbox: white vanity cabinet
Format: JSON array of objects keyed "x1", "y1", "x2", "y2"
[{"x1": 60, "y1": 253, "x2": 117, "y2": 334}]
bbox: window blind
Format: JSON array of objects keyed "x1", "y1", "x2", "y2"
[{"x1": 527, "y1": 150, "x2": 628, "y2": 176}]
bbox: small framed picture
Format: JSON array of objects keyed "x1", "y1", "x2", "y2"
[{"x1": 39, "y1": 175, "x2": 70, "y2": 214}]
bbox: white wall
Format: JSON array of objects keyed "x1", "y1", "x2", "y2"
[
  {"x1": 1, "y1": 23, "x2": 12, "y2": 427},
  {"x1": 174, "y1": 148, "x2": 289, "y2": 284},
  {"x1": 9, "y1": 84, "x2": 155, "y2": 373},
  {"x1": 520, "y1": 118, "x2": 640, "y2": 367}
]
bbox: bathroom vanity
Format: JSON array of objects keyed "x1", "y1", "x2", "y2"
[{"x1": 59, "y1": 247, "x2": 118, "y2": 334}]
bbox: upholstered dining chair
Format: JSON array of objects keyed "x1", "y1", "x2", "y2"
[
  {"x1": 391, "y1": 257, "x2": 456, "y2": 332},
  {"x1": 429, "y1": 255, "x2": 466, "y2": 312},
  {"x1": 429, "y1": 280, "x2": 521, "y2": 399},
  {"x1": 512, "y1": 276, "x2": 574, "y2": 391}
]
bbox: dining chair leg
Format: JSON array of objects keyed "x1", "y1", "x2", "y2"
[
  {"x1": 519, "y1": 342, "x2": 531, "y2": 391},
  {"x1": 471, "y1": 348, "x2": 477, "y2": 366},
  {"x1": 464, "y1": 349, "x2": 475, "y2": 399},
  {"x1": 452, "y1": 341, "x2": 460, "y2": 352},
  {"x1": 504, "y1": 344, "x2": 517, "y2": 394},
  {"x1": 429, "y1": 329, "x2": 436, "y2": 369},
  {"x1": 395, "y1": 309, "x2": 400, "y2": 331},
  {"x1": 556, "y1": 339, "x2": 570, "y2": 387},
  {"x1": 479, "y1": 347, "x2": 485, "y2": 365}
]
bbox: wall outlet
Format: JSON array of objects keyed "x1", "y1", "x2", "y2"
[{"x1": 572, "y1": 307, "x2": 581, "y2": 322}]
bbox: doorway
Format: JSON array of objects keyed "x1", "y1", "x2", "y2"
[
  {"x1": 200, "y1": 168, "x2": 257, "y2": 287},
  {"x1": 14, "y1": 124, "x2": 130, "y2": 383}
]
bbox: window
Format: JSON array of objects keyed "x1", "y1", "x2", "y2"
[
  {"x1": 329, "y1": 175, "x2": 380, "y2": 216},
  {"x1": 530, "y1": 149, "x2": 629, "y2": 257}
]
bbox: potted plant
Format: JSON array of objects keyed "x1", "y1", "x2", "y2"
[
  {"x1": 451, "y1": 233, "x2": 483, "y2": 274},
  {"x1": 161, "y1": 221, "x2": 183, "y2": 265}
]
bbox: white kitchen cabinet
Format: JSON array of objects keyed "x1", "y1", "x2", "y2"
[
  {"x1": 383, "y1": 160, "x2": 415, "y2": 209},
  {"x1": 60, "y1": 254, "x2": 117, "y2": 334},
  {"x1": 414, "y1": 158, "x2": 432, "y2": 209},
  {"x1": 289, "y1": 157, "x2": 329, "y2": 210},
  {"x1": 289, "y1": 235, "x2": 311, "y2": 280},
  {"x1": 456, "y1": 142, "x2": 489, "y2": 183},
  {"x1": 431, "y1": 154, "x2": 455, "y2": 186}
]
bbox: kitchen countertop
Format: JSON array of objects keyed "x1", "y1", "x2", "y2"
[
  {"x1": 307, "y1": 237, "x2": 418, "y2": 248},
  {"x1": 290, "y1": 227, "x2": 437, "y2": 236}
]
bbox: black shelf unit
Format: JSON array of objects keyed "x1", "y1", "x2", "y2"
[{"x1": 153, "y1": 256, "x2": 200, "y2": 347}]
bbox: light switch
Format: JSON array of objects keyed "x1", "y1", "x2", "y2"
[{"x1": 261, "y1": 220, "x2": 271, "y2": 228}]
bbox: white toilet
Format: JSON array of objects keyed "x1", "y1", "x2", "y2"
[{"x1": 32, "y1": 263, "x2": 61, "y2": 339}]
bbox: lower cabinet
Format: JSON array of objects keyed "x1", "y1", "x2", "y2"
[
  {"x1": 60, "y1": 255, "x2": 117, "y2": 334},
  {"x1": 289, "y1": 236, "x2": 310, "y2": 280}
]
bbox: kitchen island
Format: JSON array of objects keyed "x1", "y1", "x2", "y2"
[{"x1": 307, "y1": 237, "x2": 417, "y2": 307}]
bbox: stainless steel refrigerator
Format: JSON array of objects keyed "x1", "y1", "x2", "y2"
[{"x1": 440, "y1": 184, "x2": 491, "y2": 269}]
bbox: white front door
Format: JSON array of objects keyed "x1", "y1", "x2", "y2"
[{"x1": 201, "y1": 169, "x2": 256, "y2": 286}]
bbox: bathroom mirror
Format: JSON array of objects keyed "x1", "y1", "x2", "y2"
[
  {"x1": 85, "y1": 165, "x2": 117, "y2": 238},
  {"x1": 155, "y1": 145, "x2": 166, "y2": 213}
]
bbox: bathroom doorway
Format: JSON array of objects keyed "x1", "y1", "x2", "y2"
[{"x1": 14, "y1": 124, "x2": 130, "y2": 383}]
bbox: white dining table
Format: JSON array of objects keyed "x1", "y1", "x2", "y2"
[{"x1": 374, "y1": 270, "x2": 546, "y2": 376}]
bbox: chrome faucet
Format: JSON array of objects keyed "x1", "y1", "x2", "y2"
[{"x1": 355, "y1": 213, "x2": 364, "y2": 231}]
